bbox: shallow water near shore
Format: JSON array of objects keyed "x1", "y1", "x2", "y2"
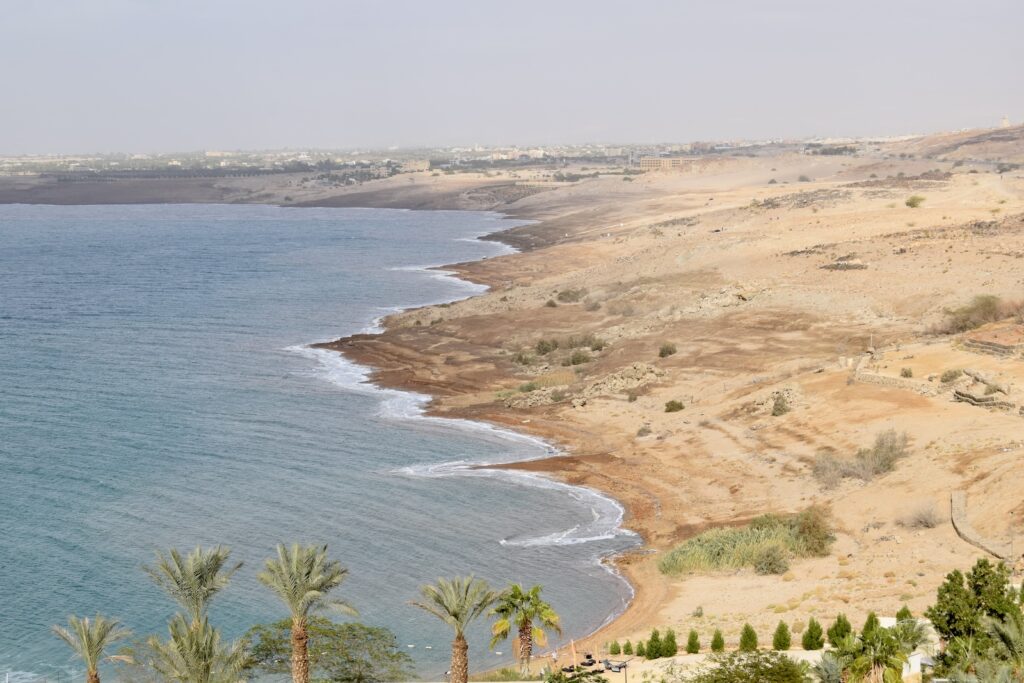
[{"x1": 0, "y1": 204, "x2": 637, "y2": 681}]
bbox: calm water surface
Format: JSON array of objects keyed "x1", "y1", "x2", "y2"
[{"x1": 0, "y1": 204, "x2": 636, "y2": 680}]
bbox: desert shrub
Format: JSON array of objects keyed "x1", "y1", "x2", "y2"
[
  {"x1": 659, "y1": 342, "x2": 678, "y2": 358},
  {"x1": 902, "y1": 502, "x2": 940, "y2": 529},
  {"x1": 813, "y1": 429, "x2": 909, "y2": 487},
  {"x1": 588, "y1": 337, "x2": 606, "y2": 351},
  {"x1": 665, "y1": 400, "x2": 685, "y2": 413},
  {"x1": 636, "y1": 425, "x2": 652, "y2": 437},
  {"x1": 754, "y1": 544, "x2": 790, "y2": 575},
  {"x1": 661, "y1": 629, "x2": 678, "y2": 657},
  {"x1": 686, "y1": 630, "x2": 700, "y2": 654},
  {"x1": 905, "y1": 195, "x2": 925, "y2": 208},
  {"x1": 609, "y1": 640, "x2": 621, "y2": 655},
  {"x1": 545, "y1": 299, "x2": 557, "y2": 308},
  {"x1": 627, "y1": 391, "x2": 638, "y2": 402},
  {"x1": 798, "y1": 175, "x2": 811, "y2": 182},
  {"x1": 941, "y1": 368, "x2": 963, "y2": 383},
  {"x1": 772, "y1": 621, "x2": 791, "y2": 651},
  {"x1": 584, "y1": 300, "x2": 601, "y2": 312},
  {"x1": 739, "y1": 624, "x2": 758, "y2": 652},
  {"x1": 519, "y1": 382, "x2": 540, "y2": 393},
  {"x1": 535, "y1": 339, "x2": 559, "y2": 355},
  {"x1": 710, "y1": 630, "x2": 725, "y2": 653},
  {"x1": 566, "y1": 333, "x2": 605, "y2": 351},
  {"x1": 771, "y1": 394, "x2": 790, "y2": 416},
  {"x1": 562, "y1": 350, "x2": 592, "y2": 366},
  {"x1": 512, "y1": 351, "x2": 534, "y2": 365},
  {"x1": 556, "y1": 288, "x2": 586, "y2": 303},
  {"x1": 550, "y1": 389, "x2": 567, "y2": 402},
  {"x1": 827, "y1": 614, "x2": 851, "y2": 646},
  {"x1": 937, "y1": 294, "x2": 1016, "y2": 333},
  {"x1": 622, "y1": 640, "x2": 633, "y2": 655},
  {"x1": 802, "y1": 617, "x2": 824, "y2": 650},
  {"x1": 658, "y1": 507, "x2": 833, "y2": 575},
  {"x1": 821, "y1": 262, "x2": 868, "y2": 270},
  {"x1": 768, "y1": 178, "x2": 778, "y2": 184}
]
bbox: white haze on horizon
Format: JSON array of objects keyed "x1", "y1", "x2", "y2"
[{"x1": 1, "y1": 0, "x2": 1022, "y2": 154}]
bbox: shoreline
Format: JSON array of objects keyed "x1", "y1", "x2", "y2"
[{"x1": 302, "y1": 211, "x2": 650, "y2": 660}]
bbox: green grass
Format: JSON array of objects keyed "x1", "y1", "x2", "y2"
[{"x1": 659, "y1": 507, "x2": 833, "y2": 576}]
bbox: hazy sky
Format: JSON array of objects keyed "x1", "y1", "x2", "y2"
[{"x1": 2, "y1": 0, "x2": 1022, "y2": 154}]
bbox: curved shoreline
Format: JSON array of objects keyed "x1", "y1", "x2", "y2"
[{"x1": 301, "y1": 213, "x2": 645, "y2": 658}]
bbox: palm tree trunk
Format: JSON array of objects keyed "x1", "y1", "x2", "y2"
[
  {"x1": 291, "y1": 615, "x2": 310, "y2": 683},
  {"x1": 86, "y1": 669, "x2": 100, "y2": 683},
  {"x1": 517, "y1": 623, "x2": 533, "y2": 673},
  {"x1": 451, "y1": 634, "x2": 469, "y2": 683}
]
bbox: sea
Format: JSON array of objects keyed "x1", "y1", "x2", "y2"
[{"x1": 0, "y1": 204, "x2": 638, "y2": 681}]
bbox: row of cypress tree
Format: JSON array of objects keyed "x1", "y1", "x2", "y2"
[{"x1": 605, "y1": 607, "x2": 911, "y2": 657}]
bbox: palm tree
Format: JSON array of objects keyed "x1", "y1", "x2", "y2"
[
  {"x1": 838, "y1": 629, "x2": 908, "y2": 683},
  {"x1": 143, "y1": 546, "x2": 241, "y2": 626},
  {"x1": 257, "y1": 543, "x2": 356, "y2": 683},
  {"x1": 987, "y1": 609, "x2": 1024, "y2": 675},
  {"x1": 490, "y1": 584, "x2": 561, "y2": 673},
  {"x1": 147, "y1": 614, "x2": 247, "y2": 683},
  {"x1": 412, "y1": 576, "x2": 497, "y2": 683},
  {"x1": 52, "y1": 615, "x2": 131, "y2": 683}
]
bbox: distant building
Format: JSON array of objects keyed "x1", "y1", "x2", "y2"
[
  {"x1": 1001, "y1": 115, "x2": 1012, "y2": 129},
  {"x1": 638, "y1": 156, "x2": 695, "y2": 172}
]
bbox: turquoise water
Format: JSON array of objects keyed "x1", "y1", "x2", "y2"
[{"x1": 0, "y1": 204, "x2": 636, "y2": 681}]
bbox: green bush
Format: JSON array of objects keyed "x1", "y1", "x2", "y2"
[
  {"x1": 659, "y1": 342, "x2": 678, "y2": 358},
  {"x1": 662, "y1": 629, "x2": 678, "y2": 657},
  {"x1": 684, "y1": 652, "x2": 809, "y2": 683},
  {"x1": 802, "y1": 617, "x2": 824, "y2": 650},
  {"x1": 772, "y1": 621, "x2": 791, "y2": 651},
  {"x1": 754, "y1": 544, "x2": 790, "y2": 575},
  {"x1": 545, "y1": 299, "x2": 557, "y2": 308},
  {"x1": 905, "y1": 195, "x2": 925, "y2": 208},
  {"x1": 827, "y1": 614, "x2": 851, "y2": 647},
  {"x1": 896, "y1": 605, "x2": 913, "y2": 622},
  {"x1": 646, "y1": 629, "x2": 661, "y2": 659},
  {"x1": 900, "y1": 367, "x2": 913, "y2": 378},
  {"x1": 535, "y1": 339, "x2": 559, "y2": 355},
  {"x1": 563, "y1": 350, "x2": 592, "y2": 366},
  {"x1": 609, "y1": 640, "x2": 621, "y2": 655},
  {"x1": 635, "y1": 640, "x2": 646, "y2": 657},
  {"x1": 941, "y1": 369, "x2": 963, "y2": 383},
  {"x1": 622, "y1": 640, "x2": 633, "y2": 655},
  {"x1": 659, "y1": 506, "x2": 833, "y2": 576},
  {"x1": 711, "y1": 629, "x2": 725, "y2": 653},
  {"x1": 686, "y1": 630, "x2": 700, "y2": 654},
  {"x1": 665, "y1": 400, "x2": 685, "y2": 413},
  {"x1": 861, "y1": 611, "x2": 880, "y2": 638},
  {"x1": 739, "y1": 624, "x2": 758, "y2": 652}
]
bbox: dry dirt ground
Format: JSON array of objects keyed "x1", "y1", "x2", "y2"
[{"x1": 316, "y1": 132, "x2": 1024, "y2": 656}]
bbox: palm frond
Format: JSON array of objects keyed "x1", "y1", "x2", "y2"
[
  {"x1": 52, "y1": 615, "x2": 131, "y2": 672},
  {"x1": 257, "y1": 543, "x2": 355, "y2": 619},
  {"x1": 143, "y1": 546, "x2": 241, "y2": 624}
]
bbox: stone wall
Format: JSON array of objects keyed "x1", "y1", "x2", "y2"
[{"x1": 950, "y1": 491, "x2": 1013, "y2": 559}]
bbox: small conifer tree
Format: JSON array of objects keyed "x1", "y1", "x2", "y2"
[
  {"x1": 802, "y1": 617, "x2": 824, "y2": 650},
  {"x1": 772, "y1": 621, "x2": 791, "y2": 651},
  {"x1": 827, "y1": 613, "x2": 852, "y2": 646},
  {"x1": 686, "y1": 629, "x2": 700, "y2": 654},
  {"x1": 636, "y1": 640, "x2": 645, "y2": 658},
  {"x1": 609, "y1": 640, "x2": 621, "y2": 656},
  {"x1": 861, "y1": 611, "x2": 881, "y2": 638},
  {"x1": 646, "y1": 629, "x2": 661, "y2": 659},
  {"x1": 739, "y1": 624, "x2": 758, "y2": 652},
  {"x1": 622, "y1": 640, "x2": 633, "y2": 655},
  {"x1": 896, "y1": 605, "x2": 913, "y2": 622},
  {"x1": 661, "y1": 629, "x2": 678, "y2": 657},
  {"x1": 710, "y1": 629, "x2": 725, "y2": 653}
]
